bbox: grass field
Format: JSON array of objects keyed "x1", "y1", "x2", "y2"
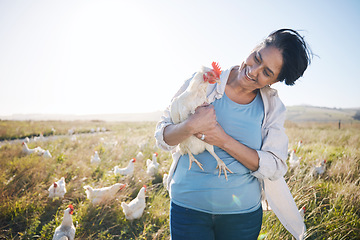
[{"x1": 0, "y1": 120, "x2": 359, "y2": 239}]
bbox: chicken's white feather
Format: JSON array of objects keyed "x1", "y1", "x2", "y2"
[{"x1": 169, "y1": 64, "x2": 232, "y2": 179}]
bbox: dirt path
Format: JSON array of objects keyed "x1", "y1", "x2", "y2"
[{"x1": 0, "y1": 131, "x2": 110, "y2": 148}]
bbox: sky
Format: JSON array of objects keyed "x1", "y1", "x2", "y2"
[{"x1": 0, "y1": 0, "x2": 359, "y2": 116}]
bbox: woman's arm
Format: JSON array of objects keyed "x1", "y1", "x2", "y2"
[
  {"x1": 251, "y1": 88, "x2": 288, "y2": 180},
  {"x1": 163, "y1": 104, "x2": 218, "y2": 146},
  {"x1": 221, "y1": 134, "x2": 260, "y2": 171},
  {"x1": 194, "y1": 123, "x2": 260, "y2": 171}
]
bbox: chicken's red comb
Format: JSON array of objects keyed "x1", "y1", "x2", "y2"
[
  {"x1": 68, "y1": 204, "x2": 74, "y2": 214},
  {"x1": 131, "y1": 158, "x2": 136, "y2": 162},
  {"x1": 154, "y1": 152, "x2": 158, "y2": 156},
  {"x1": 212, "y1": 62, "x2": 222, "y2": 77},
  {"x1": 143, "y1": 185, "x2": 147, "y2": 192}
]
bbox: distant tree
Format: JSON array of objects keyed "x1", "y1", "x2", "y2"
[{"x1": 353, "y1": 110, "x2": 360, "y2": 121}]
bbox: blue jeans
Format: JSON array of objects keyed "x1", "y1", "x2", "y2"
[{"x1": 170, "y1": 201, "x2": 262, "y2": 240}]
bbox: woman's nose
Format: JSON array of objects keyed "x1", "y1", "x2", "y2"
[{"x1": 248, "y1": 65, "x2": 259, "y2": 77}]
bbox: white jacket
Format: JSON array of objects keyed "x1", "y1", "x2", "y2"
[{"x1": 155, "y1": 66, "x2": 306, "y2": 240}]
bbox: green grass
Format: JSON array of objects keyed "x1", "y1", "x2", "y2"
[{"x1": 0, "y1": 120, "x2": 359, "y2": 239}]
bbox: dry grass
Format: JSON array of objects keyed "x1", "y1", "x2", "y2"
[{"x1": 0, "y1": 120, "x2": 359, "y2": 239}]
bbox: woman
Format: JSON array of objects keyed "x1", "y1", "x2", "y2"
[{"x1": 155, "y1": 29, "x2": 312, "y2": 240}]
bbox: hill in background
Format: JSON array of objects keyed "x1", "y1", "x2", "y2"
[
  {"x1": 286, "y1": 105, "x2": 359, "y2": 123},
  {"x1": 1, "y1": 105, "x2": 359, "y2": 123}
]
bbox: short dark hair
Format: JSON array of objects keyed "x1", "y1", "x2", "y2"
[{"x1": 259, "y1": 29, "x2": 312, "y2": 86}]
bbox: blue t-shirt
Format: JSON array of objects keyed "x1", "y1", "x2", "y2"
[{"x1": 171, "y1": 91, "x2": 264, "y2": 214}]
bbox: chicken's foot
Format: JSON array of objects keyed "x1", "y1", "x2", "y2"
[
  {"x1": 188, "y1": 152, "x2": 204, "y2": 171},
  {"x1": 207, "y1": 148, "x2": 233, "y2": 180}
]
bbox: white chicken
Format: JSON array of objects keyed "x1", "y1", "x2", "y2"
[
  {"x1": 83, "y1": 183, "x2": 126, "y2": 205},
  {"x1": 68, "y1": 129, "x2": 75, "y2": 135},
  {"x1": 299, "y1": 206, "x2": 306, "y2": 219},
  {"x1": 121, "y1": 185, "x2": 146, "y2": 220},
  {"x1": 163, "y1": 173, "x2": 168, "y2": 190},
  {"x1": 22, "y1": 142, "x2": 44, "y2": 155},
  {"x1": 22, "y1": 142, "x2": 37, "y2": 155},
  {"x1": 313, "y1": 159, "x2": 326, "y2": 176},
  {"x1": 52, "y1": 204, "x2": 75, "y2": 240},
  {"x1": 48, "y1": 177, "x2": 67, "y2": 198},
  {"x1": 136, "y1": 151, "x2": 144, "y2": 161},
  {"x1": 34, "y1": 146, "x2": 47, "y2": 156},
  {"x1": 34, "y1": 133, "x2": 45, "y2": 142},
  {"x1": 146, "y1": 152, "x2": 159, "y2": 176},
  {"x1": 90, "y1": 151, "x2": 101, "y2": 164},
  {"x1": 114, "y1": 158, "x2": 136, "y2": 176},
  {"x1": 289, "y1": 149, "x2": 301, "y2": 168},
  {"x1": 43, "y1": 150, "x2": 52, "y2": 158},
  {"x1": 23, "y1": 142, "x2": 53, "y2": 157},
  {"x1": 169, "y1": 62, "x2": 232, "y2": 179},
  {"x1": 297, "y1": 140, "x2": 303, "y2": 150}
]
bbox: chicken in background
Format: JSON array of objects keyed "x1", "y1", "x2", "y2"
[
  {"x1": 162, "y1": 173, "x2": 168, "y2": 190},
  {"x1": 83, "y1": 183, "x2": 126, "y2": 205},
  {"x1": 299, "y1": 206, "x2": 306, "y2": 219},
  {"x1": 297, "y1": 140, "x2": 303, "y2": 150},
  {"x1": 90, "y1": 151, "x2": 101, "y2": 164},
  {"x1": 22, "y1": 142, "x2": 39, "y2": 155},
  {"x1": 114, "y1": 158, "x2": 136, "y2": 176},
  {"x1": 52, "y1": 204, "x2": 75, "y2": 240},
  {"x1": 313, "y1": 159, "x2": 326, "y2": 176},
  {"x1": 43, "y1": 150, "x2": 52, "y2": 158},
  {"x1": 289, "y1": 149, "x2": 301, "y2": 168},
  {"x1": 136, "y1": 151, "x2": 144, "y2": 161},
  {"x1": 121, "y1": 185, "x2": 146, "y2": 220},
  {"x1": 68, "y1": 128, "x2": 75, "y2": 135},
  {"x1": 169, "y1": 62, "x2": 233, "y2": 179},
  {"x1": 146, "y1": 152, "x2": 159, "y2": 176},
  {"x1": 34, "y1": 133, "x2": 45, "y2": 142},
  {"x1": 22, "y1": 142, "x2": 49, "y2": 157},
  {"x1": 34, "y1": 146, "x2": 47, "y2": 156},
  {"x1": 48, "y1": 177, "x2": 67, "y2": 198}
]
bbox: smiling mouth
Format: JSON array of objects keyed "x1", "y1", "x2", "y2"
[{"x1": 245, "y1": 67, "x2": 255, "y2": 81}]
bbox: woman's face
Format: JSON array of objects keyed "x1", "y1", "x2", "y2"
[{"x1": 236, "y1": 45, "x2": 283, "y2": 91}]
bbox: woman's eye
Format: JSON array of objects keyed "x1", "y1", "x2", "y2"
[
  {"x1": 254, "y1": 54, "x2": 260, "y2": 63},
  {"x1": 264, "y1": 70, "x2": 270, "y2": 77}
]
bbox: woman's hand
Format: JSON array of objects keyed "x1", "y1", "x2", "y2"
[
  {"x1": 188, "y1": 104, "x2": 228, "y2": 148},
  {"x1": 163, "y1": 103, "x2": 228, "y2": 148},
  {"x1": 186, "y1": 103, "x2": 218, "y2": 134},
  {"x1": 194, "y1": 122, "x2": 227, "y2": 148}
]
